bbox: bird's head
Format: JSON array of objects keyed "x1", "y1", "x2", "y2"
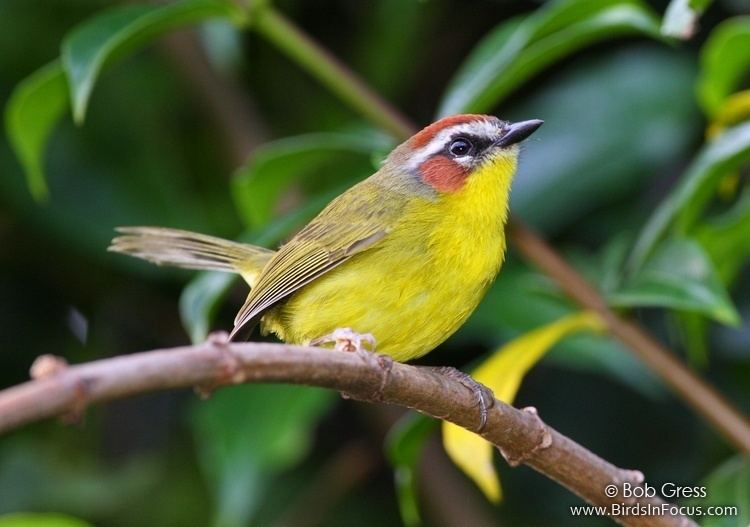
[{"x1": 385, "y1": 114, "x2": 542, "y2": 195}]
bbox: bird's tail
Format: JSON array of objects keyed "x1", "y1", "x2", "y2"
[{"x1": 109, "y1": 227, "x2": 274, "y2": 286}]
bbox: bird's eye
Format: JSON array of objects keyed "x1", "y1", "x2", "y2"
[{"x1": 448, "y1": 137, "x2": 473, "y2": 157}]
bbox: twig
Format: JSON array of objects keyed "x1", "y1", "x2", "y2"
[
  {"x1": 160, "y1": 29, "x2": 269, "y2": 166},
  {"x1": 0, "y1": 342, "x2": 694, "y2": 527},
  {"x1": 247, "y1": 6, "x2": 750, "y2": 453},
  {"x1": 508, "y1": 221, "x2": 750, "y2": 453},
  {"x1": 251, "y1": 8, "x2": 414, "y2": 140}
]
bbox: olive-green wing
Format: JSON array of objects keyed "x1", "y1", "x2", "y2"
[{"x1": 229, "y1": 180, "x2": 399, "y2": 338}]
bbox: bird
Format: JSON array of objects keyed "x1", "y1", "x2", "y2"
[{"x1": 110, "y1": 114, "x2": 542, "y2": 408}]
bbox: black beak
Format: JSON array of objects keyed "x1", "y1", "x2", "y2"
[{"x1": 495, "y1": 119, "x2": 544, "y2": 147}]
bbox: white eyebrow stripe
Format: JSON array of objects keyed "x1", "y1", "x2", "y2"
[{"x1": 407, "y1": 119, "x2": 503, "y2": 171}]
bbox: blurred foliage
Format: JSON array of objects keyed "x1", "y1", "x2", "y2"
[
  {"x1": 385, "y1": 413, "x2": 436, "y2": 527},
  {"x1": 693, "y1": 456, "x2": 750, "y2": 527},
  {"x1": 0, "y1": 514, "x2": 92, "y2": 527},
  {"x1": 1, "y1": 0, "x2": 749, "y2": 526}
]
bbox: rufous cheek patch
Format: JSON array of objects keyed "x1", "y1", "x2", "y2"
[{"x1": 420, "y1": 156, "x2": 469, "y2": 193}]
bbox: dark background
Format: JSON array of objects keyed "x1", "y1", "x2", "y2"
[{"x1": 0, "y1": 0, "x2": 748, "y2": 526}]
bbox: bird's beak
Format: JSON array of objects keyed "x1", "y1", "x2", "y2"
[{"x1": 495, "y1": 119, "x2": 544, "y2": 147}]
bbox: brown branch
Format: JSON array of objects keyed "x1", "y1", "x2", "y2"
[
  {"x1": 508, "y1": 221, "x2": 750, "y2": 453},
  {"x1": 242, "y1": 7, "x2": 750, "y2": 454},
  {"x1": 160, "y1": 29, "x2": 269, "y2": 167},
  {"x1": 0, "y1": 342, "x2": 693, "y2": 527}
]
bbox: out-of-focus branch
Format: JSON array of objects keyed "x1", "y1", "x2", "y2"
[
  {"x1": 244, "y1": 5, "x2": 750, "y2": 454},
  {"x1": 251, "y1": 8, "x2": 414, "y2": 140},
  {"x1": 0, "y1": 342, "x2": 693, "y2": 527},
  {"x1": 508, "y1": 221, "x2": 750, "y2": 453},
  {"x1": 160, "y1": 29, "x2": 269, "y2": 166}
]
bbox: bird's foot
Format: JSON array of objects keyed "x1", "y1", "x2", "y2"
[
  {"x1": 311, "y1": 327, "x2": 376, "y2": 353},
  {"x1": 311, "y1": 328, "x2": 391, "y2": 401},
  {"x1": 430, "y1": 366, "x2": 495, "y2": 432}
]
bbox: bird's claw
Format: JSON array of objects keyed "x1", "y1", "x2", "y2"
[
  {"x1": 311, "y1": 327, "x2": 376, "y2": 353},
  {"x1": 433, "y1": 366, "x2": 495, "y2": 432},
  {"x1": 312, "y1": 328, "x2": 392, "y2": 401}
]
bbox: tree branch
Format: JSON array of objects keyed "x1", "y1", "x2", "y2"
[
  {"x1": 508, "y1": 221, "x2": 750, "y2": 453},
  {"x1": 247, "y1": 6, "x2": 750, "y2": 453},
  {"x1": 0, "y1": 341, "x2": 694, "y2": 527}
]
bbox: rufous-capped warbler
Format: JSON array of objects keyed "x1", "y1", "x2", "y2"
[{"x1": 111, "y1": 114, "x2": 542, "y2": 363}]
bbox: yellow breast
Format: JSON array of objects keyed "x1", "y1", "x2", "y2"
[{"x1": 262, "y1": 150, "x2": 517, "y2": 361}]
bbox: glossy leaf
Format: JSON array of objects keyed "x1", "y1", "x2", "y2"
[
  {"x1": 694, "y1": 456, "x2": 750, "y2": 527},
  {"x1": 385, "y1": 413, "x2": 436, "y2": 527},
  {"x1": 613, "y1": 237, "x2": 740, "y2": 325},
  {"x1": 179, "y1": 190, "x2": 340, "y2": 342},
  {"x1": 438, "y1": 0, "x2": 661, "y2": 116},
  {"x1": 0, "y1": 514, "x2": 92, "y2": 527},
  {"x1": 4, "y1": 61, "x2": 67, "y2": 200},
  {"x1": 191, "y1": 385, "x2": 334, "y2": 527},
  {"x1": 231, "y1": 132, "x2": 391, "y2": 228},
  {"x1": 442, "y1": 312, "x2": 604, "y2": 502},
  {"x1": 628, "y1": 122, "x2": 750, "y2": 270},
  {"x1": 660, "y1": 0, "x2": 712, "y2": 39},
  {"x1": 697, "y1": 17, "x2": 750, "y2": 117},
  {"x1": 707, "y1": 90, "x2": 750, "y2": 138},
  {"x1": 694, "y1": 190, "x2": 750, "y2": 285},
  {"x1": 673, "y1": 311, "x2": 710, "y2": 368},
  {"x1": 462, "y1": 259, "x2": 663, "y2": 398},
  {"x1": 180, "y1": 271, "x2": 235, "y2": 344},
  {"x1": 505, "y1": 45, "x2": 699, "y2": 233},
  {"x1": 62, "y1": 0, "x2": 239, "y2": 124}
]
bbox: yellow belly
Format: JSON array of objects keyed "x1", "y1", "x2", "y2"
[{"x1": 260, "y1": 154, "x2": 514, "y2": 362}]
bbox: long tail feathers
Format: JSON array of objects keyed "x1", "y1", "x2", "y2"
[{"x1": 109, "y1": 227, "x2": 274, "y2": 285}]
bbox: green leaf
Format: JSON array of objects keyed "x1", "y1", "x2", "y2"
[
  {"x1": 62, "y1": 0, "x2": 240, "y2": 124},
  {"x1": 462, "y1": 260, "x2": 664, "y2": 399},
  {"x1": 628, "y1": 122, "x2": 750, "y2": 270},
  {"x1": 385, "y1": 413, "x2": 436, "y2": 527},
  {"x1": 180, "y1": 271, "x2": 236, "y2": 344},
  {"x1": 179, "y1": 190, "x2": 340, "y2": 342},
  {"x1": 437, "y1": 0, "x2": 661, "y2": 116},
  {"x1": 697, "y1": 17, "x2": 750, "y2": 117},
  {"x1": 231, "y1": 132, "x2": 391, "y2": 228},
  {"x1": 694, "y1": 190, "x2": 750, "y2": 285},
  {"x1": 4, "y1": 61, "x2": 68, "y2": 200},
  {"x1": 191, "y1": 385, "x2": 334, "y2": 527},
  {"x1": 504, "y1": 44, "x2": 699, "y2": 233},
  {"x1": 0, "y1": 514, "x2": 92, "y2": 527},
  {"x1": 673, "y1": 311, "x2": 710, "y2": 368},
  {"x1": 694, "y1": 455, "x2": 750, "y2": 527},
  {"x1": 612, "y1": 237, "x2": 740, "y2": 325},
  {"x1": 660, "y1": 0, "x2": 712, "y2": 40},
  {"x1": 546, "y1": 333, "x2": 666, "y2": 399}
]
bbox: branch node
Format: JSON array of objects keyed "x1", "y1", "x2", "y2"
[
  {"x1": 498, "y1": 406, "x2": 552, "y2": 467},
  {"x1": 62, "y1": 377, "x2": 94, "y2": 425},
  {"x1": 372, "y1": 353, "x2": 393, "y2": 402},
  {"x1": 339, "y1": 349, "x2": 393, "y2": 402},
  {"x1": 618, "y1": 469, "x2": 645, "y2": 486},
  {"x1": 194, "y1": 332, "x2": 247, "y2": 398},
  {"x1": 30, "y1": 354, "x2": 69, "y2": 380}
]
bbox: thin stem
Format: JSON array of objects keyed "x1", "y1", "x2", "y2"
[
  {"x1": 508, "y1": 221, "x2": 750, "y2": 453},
  {"x1": 0, "y1": 343, "x2": 695, "y2": 527},
  {"x1": 253, "y1": 8, "x2": 414, "y2": 140},
  {"x1": 244, "y1": 7, "x2": 750, "y2": 453}
]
